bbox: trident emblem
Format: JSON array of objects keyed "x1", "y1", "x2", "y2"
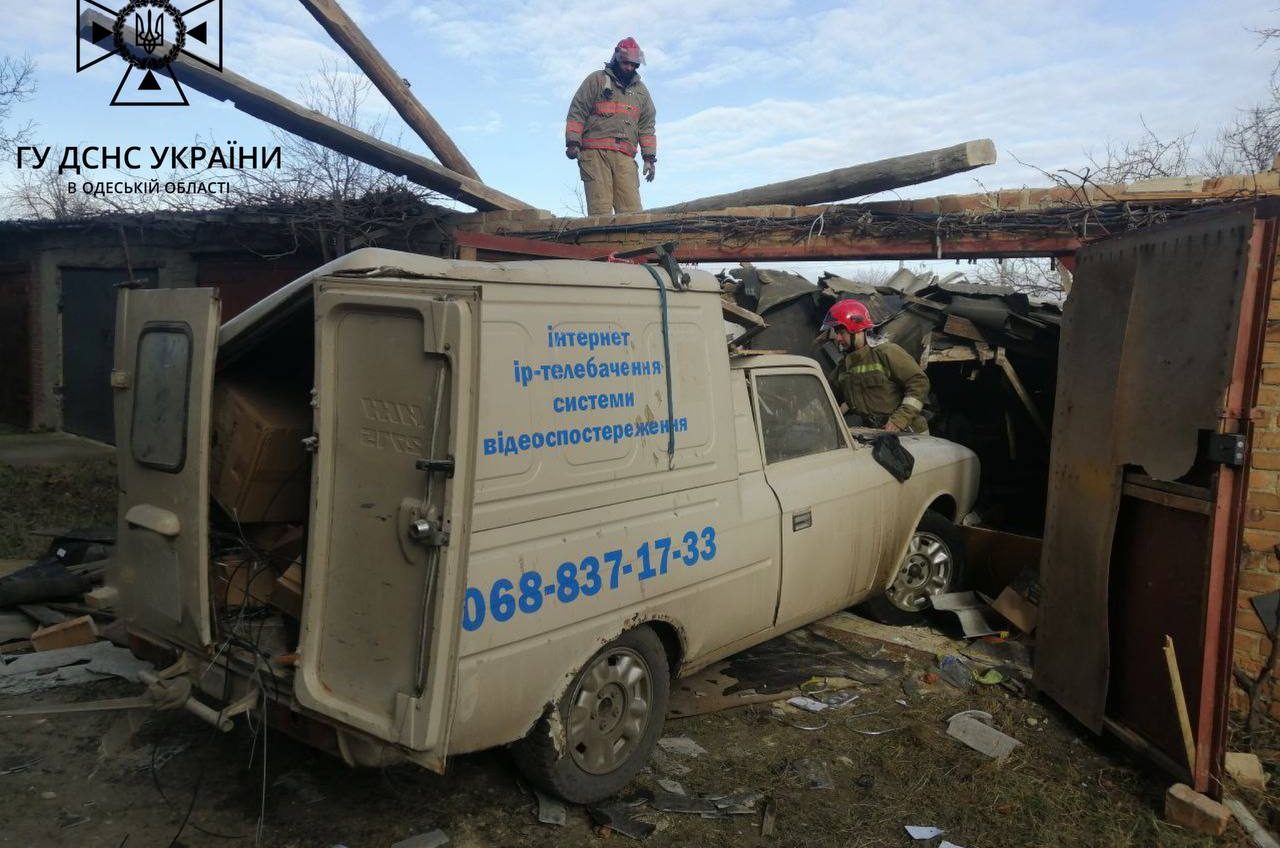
[{"x1": 134, "y1": 8, "x2": 164, "y2": 54}]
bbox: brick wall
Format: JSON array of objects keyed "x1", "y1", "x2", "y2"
[{"x1": 1235, "y1": 239, "x2": 1280, "y2": 716}]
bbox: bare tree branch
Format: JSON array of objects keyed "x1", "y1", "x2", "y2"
[{"x1": 0, "y1": 55, "x2": 37, "y2": 162}]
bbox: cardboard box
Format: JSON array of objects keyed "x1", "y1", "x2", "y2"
[
  {"x1": 210, "y1": 380, "x2": 311, "y2": 523},
  {"x1": 214, "y1": 555, "x2": 278, "y2": 608},
  {"x1": 272, "y1": 562, "x2": 304, "y2": 619}
]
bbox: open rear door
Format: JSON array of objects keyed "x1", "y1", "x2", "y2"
[
  {"x1": 111, "y1": 287, "x2": 221, "y2": 649},
  {"x1": 1037, "y1": 207, "x2": 1276, "y2": 795},
  {"x1": 294, "y1": 278, "x2": 477, "y2": 768}
]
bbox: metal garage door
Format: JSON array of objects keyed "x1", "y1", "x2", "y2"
[{"x1": 61, "y1": 268, "x2": 157, "y2": 443}]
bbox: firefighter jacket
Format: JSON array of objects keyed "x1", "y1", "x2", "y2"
[
  {"x1": 831, "y1": 340, "x2": 930, "y2": 433},
  {"x1": 565, "y1": 65, "x2": 656, "y2": 161}
]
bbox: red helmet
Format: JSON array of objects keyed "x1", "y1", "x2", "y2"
[
  {"x1": 821, "y1": 300, "x2": 875, "y2": 334},
  {"x1": 614, "y1": 37, "x2": 645, "y2": 65}
]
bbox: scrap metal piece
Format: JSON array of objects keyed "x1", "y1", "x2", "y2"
[
  {"x1": 930, "y1": 592, "x2": 1001, "y2": 638},
  {"x1": 534, "y1": 789, "x2": 567, "y2": 826},
  {"x1": 657, "y1": 736, "x2": 706, "y2": 757},
  {"x1": 946, "y1": 711, "x2": 1022, "y2": 759},
  {"x1": 391, "y1": 831, "x2": 449, "y2": 848},
  {"x1": 588, "y1": 801, "x2": 656, "y2": 840}
]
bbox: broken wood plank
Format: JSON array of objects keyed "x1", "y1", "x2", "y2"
[
  {"x1": 993, "y1": 348, "x2": 1050, "y2": 439},
  {"x1": 721, "y1": 298, "x2": 767, "y2": 328},
  {"x1": 16, "y1": 605, "x2": 71, "y2": 627},
  {"x1": 652, "y1": 140, "x2": 997, "y2": 213},
  {"x1": 297, "y1": 0, "x2": 481, "y2": 180},
  {"x1": 30, "y1": 615, "x2": 98, "y2": 652},
  {"x1": 943, "y1": 314, "x2": 988, "y2": 343},
  {"x1": 77, "y1": 10, "x2": 531, "y2": 212},
  {"x1": 1165, "y1": 635, "x2": 1198, "y2": 774}
]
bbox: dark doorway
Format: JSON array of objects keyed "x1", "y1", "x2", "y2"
[
  {"x1": 61, "y1": 268, "x2": 158, "y2": 443},
  {"x1": 0, "y1": 266, "x2": 32, "y2": 428}
]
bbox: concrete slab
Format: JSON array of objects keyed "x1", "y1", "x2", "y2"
[{"x1": 0, "y1": 433, "x2": 113, "y2": 467}]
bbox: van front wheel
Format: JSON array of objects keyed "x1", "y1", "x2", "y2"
[
  {"x1": 512, "y1": 626, "x2": 670, "y2": 804},
  {"x1": 859, "y1": 510, "x2": 967, "y2": 625}
]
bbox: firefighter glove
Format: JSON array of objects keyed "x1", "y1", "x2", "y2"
[
  {"x1": 566, "y1": 143, "x2": 580, "y2": 160},
  {"x1": 643, "y1": 158, "x2": 656, "y2": 182}
]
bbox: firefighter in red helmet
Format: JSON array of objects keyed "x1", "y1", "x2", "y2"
[
  {"x1": 565, "y1": 37, "x2": 657, "y2": 215},
  {"x1": 822, "y1": 300, "x2": 930, "y2": 434}
]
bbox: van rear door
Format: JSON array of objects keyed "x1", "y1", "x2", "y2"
[
  {"x1": 294, "y1": 278, "x2": 477, "y2": 768},
  {"x1": 111, "y1": 287, "x2": 221, "y2": 648}
]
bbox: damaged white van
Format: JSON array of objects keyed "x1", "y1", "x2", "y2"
[{"x1": 109, "y1": 248, "x2": 978, "y2": 802}]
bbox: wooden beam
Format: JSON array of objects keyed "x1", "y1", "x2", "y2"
[
  {"x1": 652, "y1": 140, "x2": 997, "y2": 213},
  {"x1": 452, "y1": 230, "x2": 609, "y2": 260},
  {"x1": 865, "y1": 173, "x2": 1280, "y2": 215},
  {"x1": 447, "y1": 227, "x2": 1082, "y2": 262},
  {"x1": 77, "y1": 10, "x2": 531, "y2": 212},
  {"x1": 297, "y1": 0, "x2": 481, "y2": 180}
]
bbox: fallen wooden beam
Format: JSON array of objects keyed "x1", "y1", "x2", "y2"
[
  {"x1": 77, "y1": 10, "x2": 531, "y2": 212},
  {"x1": 652, "y1": 140, "x2": 997, "y2": 213},
  {"x1": 297, "y1": 0, "x2": 481, "y2": 181}
]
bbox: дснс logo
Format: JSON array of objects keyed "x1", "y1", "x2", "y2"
[{"x1": 76, "y1": 0, "x2": 223, "y2": 106}]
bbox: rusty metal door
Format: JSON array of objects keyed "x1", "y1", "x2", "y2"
[{"x1": 1036, "y1": 206, "x2": 1276, "y2": 795}]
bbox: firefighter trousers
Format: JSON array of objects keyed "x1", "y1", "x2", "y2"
[{"x1": 578, "y1": 148, "x2": 642, "y2": 215}]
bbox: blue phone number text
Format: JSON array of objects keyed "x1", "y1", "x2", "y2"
[{"x1": 462, "y1": 526, "x2": 718, "y2": 632}]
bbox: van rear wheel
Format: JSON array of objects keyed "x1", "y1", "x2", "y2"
[{"x1": 511, "y1": 626, "x2": 669, "y2": 804}]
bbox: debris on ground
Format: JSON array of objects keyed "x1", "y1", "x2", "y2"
[
  {"x1": 938, "y1": 655, "x2": 975, "y2": 691},
  {"x1": 0, "y1": 640, "x2": 152, "y2": 695},
  {"x1": 792, "y1": 758, "x2": 834, "y2": 790},
  {"x1": 534, "y1": 789, "x2": 567, "y2": 825},
  {"x1": 945, "y1": 710, "x2": 1022, "y2": 759},
  {"x1": 655, "y1": 778, "x2": 686, "y2": 796},
  {"x1": 991, "y1": 566, "x2": 1040, "y2": 633},
  {"x1": 1226, "y1": 751, "x2": 1269, "y2": 790},
  {"x1": 785, "y1": 695, "x2": 829, "y2": 713},
  {"x1": 30, "y1": 614, "x2": 98, "y2": 651},
  {"x1": 648, "y1": 747, "x2": 691, "y2": 776},
  {"x1": 1164, "y1": 782, "x2": 1231, "y2": 836},
  {"x1": 588, "y1": 794, "x2": 657, "y2": 840},
  {"x1": 905, "y1": 824, "x2": 945, "y2": 839},
  {"x1": 390, "y1": 830, "x2": 450, "y2": 848},
  {"x1": 651, "y1": 789, "x2": 761, "y2": 817},
  {"x1": 760, "y1": 798, "x2": 777, "y2": 837},
  {"x1": 657, "y1": 736, "x2": 707, "y2": 758},
  {"x1": 1223, "y1": 797, "x2": 1280, "y2": 848},
  {"x1": 929, "y1": 591, "x2": 1002, "y2": 638}
]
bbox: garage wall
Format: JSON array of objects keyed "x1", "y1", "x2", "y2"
[
  {"x1": 1237, "y1": 237, "x2": 1280, "y2": 715},
  {"x1": 196, "y1": 256, "x2": 318, "y2": 321}
]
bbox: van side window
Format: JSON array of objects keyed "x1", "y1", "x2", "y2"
[
  {"x1": 131, "y1": 323, "x2": 193, "y2": 472},
  {"x1": 756, "y1": 373, "x2": 844, "y2": 464}
]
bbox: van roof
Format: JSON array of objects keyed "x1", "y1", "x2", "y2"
[
  {"x1": 219, "y1": 247, "x2": 720, "y2": 361},
  {"x1": 730, "y1": 353, "x2": 820, "y2": 371}
]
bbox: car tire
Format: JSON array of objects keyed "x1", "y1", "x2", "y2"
[
  {"x1": 859, "y1": 510, "x2": 967, "y2": 626},
  {"x1": 511, "y1": 626, "x2": 670, "y2": 804}
]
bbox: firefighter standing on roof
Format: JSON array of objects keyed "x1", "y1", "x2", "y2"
[
  {"x1": 565, "y1": 37, "x2": 657, "y2": 215},
  {"x1": 823, "y1": 300, "x2": 931, "y2": 434}
]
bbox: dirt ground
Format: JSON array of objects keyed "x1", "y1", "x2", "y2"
[{"x1": 1, "y1": 453, "x2": 1278, "y2": 848}]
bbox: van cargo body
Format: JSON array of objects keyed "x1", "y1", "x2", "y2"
[{"x1": 110, "y1": 248, "x2": 978, "y2": 798}]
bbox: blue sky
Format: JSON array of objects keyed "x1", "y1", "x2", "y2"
[{"x1": 2, "y1": 0, "x2": 1277, "y2": 227}]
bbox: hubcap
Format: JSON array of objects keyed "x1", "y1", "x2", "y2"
[
  {"x1": 566, "y1": 647, "x2": 652, "y2": 775},
  {"x1": 886, "y1": 530, "x2": 954, "y2": 612}
]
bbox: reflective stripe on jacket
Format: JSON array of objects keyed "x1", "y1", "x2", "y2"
[
  {"x1": 831, "y1": 341, "x2": 930, "y2": 433},
  {"x1": 565, "y1": 66, "x2": 657, "y2": 160}
]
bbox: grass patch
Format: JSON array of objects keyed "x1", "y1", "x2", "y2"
[{"x1": 0, "y1": 458, "x2": 117, "y2": 559}]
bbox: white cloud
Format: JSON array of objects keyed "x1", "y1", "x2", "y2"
[{"x1": 458, "y1": 110, "x2": 503, "y2": 135}]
